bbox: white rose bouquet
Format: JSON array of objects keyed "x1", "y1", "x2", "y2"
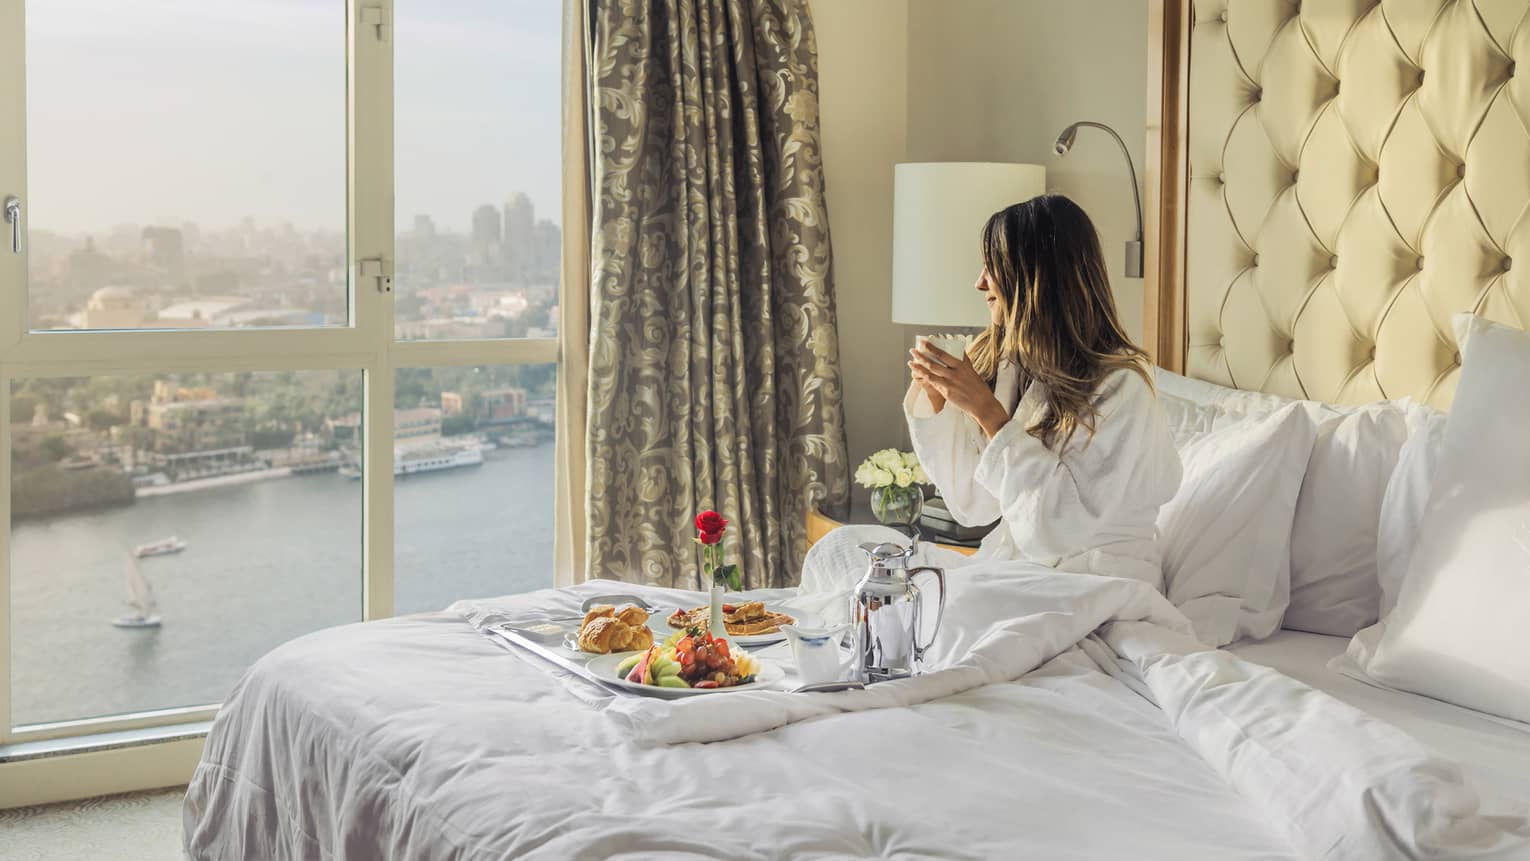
[
  {"x1": 854, "y1": 448, "x2": 928, "y2": 489},
  {"x1": 855, "y1": 449, "x2": 929, "y2": 529}
]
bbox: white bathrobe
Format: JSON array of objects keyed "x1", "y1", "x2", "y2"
[{"x1": 904, "y1": 364, "x2": 1182, "y2": 590}]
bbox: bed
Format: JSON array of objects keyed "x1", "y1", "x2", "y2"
[
  {"x1": 1231, "y1": 632, "x2": 1530, "y2": 804},
  {"x1": 184, "y1": 1, "x2": 1530, "y2": 858}
]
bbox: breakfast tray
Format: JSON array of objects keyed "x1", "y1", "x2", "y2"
[
  {"x1": 485, "y1": 617, "x2": 633, "y2": 686},
  {"x1": 483, "y1": 612, "x2": 834, "y2": 698}
]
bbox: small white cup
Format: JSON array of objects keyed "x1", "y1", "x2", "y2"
[
  {"x1": 782, "y1": 623, "x2": 852, "y2": 686},
  {"x1": 918, "y1": 333, "x2": 970, "y2": 366}
]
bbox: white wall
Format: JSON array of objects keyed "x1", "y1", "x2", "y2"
[
  {"x1": 906, "y1": 0, "x2": 1149, "y2": 339},
  {"x1": 811, "y1": 0, "x2": 912, "y2": 503},
  {"x1": 813, "y1": 0, "x2": 1147, "y2": 491}
]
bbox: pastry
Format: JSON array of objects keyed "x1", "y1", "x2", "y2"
[
  {"x1": 575, "y1": 603, "x2": 654, "y2": 654},
  {"x1": 581, "y1": 605, "x2": 615, "y2": 629},
  {"x1": 616, "y1": 625, "x2": 653, "y2": 651},
  {"x1": 728, "y1": 610, "x2": 795, "y2": 636},
  {"x1": 615, "y1": 604, "x2": 649, "y2": 627},
  {"x1": 665, "y1": 602, "x2": 794, "y2": 637},
  {"x1": 577, "y1": 615, "x2": 621, "y2": 654}
]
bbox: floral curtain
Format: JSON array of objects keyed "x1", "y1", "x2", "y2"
[{"x1": 587, "y1": 0, "x2": 848, "y2": 589}]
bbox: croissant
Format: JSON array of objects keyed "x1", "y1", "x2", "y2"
[
  {"x1": 625, "y1": 625, "x2": 654, "y2": 651},
  {"x1": 577, "y1": 616, "x2": 621, "y2": 654},
  {"x1": 581, "y1": 605, "x2": 615, "y2": 629},
  {"x1": 615, "y1": 604, "x2": 649, "y2": 627}
]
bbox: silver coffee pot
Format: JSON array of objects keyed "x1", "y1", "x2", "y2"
[{"x1": 848, "y1": 541, "x2": 946, "y2": 683}]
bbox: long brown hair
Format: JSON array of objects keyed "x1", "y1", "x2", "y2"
[{"x1": 969, "y1": 194, "x2": 1151, "y2": 451}]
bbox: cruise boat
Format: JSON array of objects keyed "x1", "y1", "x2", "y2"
[
  {"x1": 133, "y1": 536, "x2": 187, "y2": 558},
  {"x1": 337, "y1": 439, "x2": 485, "y2": 479},
  {"x1": 396, "y1": 442, "x2": 483, "y2": 476}
]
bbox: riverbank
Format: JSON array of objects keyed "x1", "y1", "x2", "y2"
[
  {"x1": 11, "y1": 464, "x2": 135, "y2": 519},
  {"x1": 135, "y1": 466, "x2": 296, "y2": 498}
]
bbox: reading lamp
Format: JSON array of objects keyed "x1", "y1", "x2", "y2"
[{"x1": 1053, "y1": 122, "x2": 1144, "y2": 279}]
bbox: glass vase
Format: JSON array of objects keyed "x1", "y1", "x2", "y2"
[{"x1": 871, "y1": 484, "x2": 925, "y2": 530}]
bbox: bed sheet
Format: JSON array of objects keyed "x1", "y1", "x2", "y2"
[
  {"x1": 184, "y1": 583, "x2": 1305, "y2": 860},
  {"x1": 184, "y1": 576, "x2": 1530, "y2": 860},
  {"x1": 1232, "y1": 630, "x2": 1530, "y2": 801}
]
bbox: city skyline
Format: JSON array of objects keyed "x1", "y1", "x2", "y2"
[
  {"x1": 27, "y1": 195, "x2": 561, "y2": 244},
  {"x1": 27, "y1": 190, "x2": 561, "y2": 337}
]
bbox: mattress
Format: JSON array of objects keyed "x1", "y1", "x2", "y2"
[{"x1": 1231, "y1": 630, "x2": 1530, "y2": 801}]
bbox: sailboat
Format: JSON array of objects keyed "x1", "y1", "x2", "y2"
[{"x1": 112, "y1": 552, "x2": 163, "y2": 629}]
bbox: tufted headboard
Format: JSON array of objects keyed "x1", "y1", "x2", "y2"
[{"x1": 1145, "y1": 0, "x2": 1528, "y2": 409}]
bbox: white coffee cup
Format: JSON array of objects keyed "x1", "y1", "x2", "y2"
[
  {"x1": 782, "y1": 623, "x2": 852, "y2": 686},
  {"x1": 918, "y1": 333, "x2": 971, "y2": 366}
]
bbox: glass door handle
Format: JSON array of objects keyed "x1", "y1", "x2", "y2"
[{"x1": 4, "y1": 196, "x2": 18, "y2": 253}]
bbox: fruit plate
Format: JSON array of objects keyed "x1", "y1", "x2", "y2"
[{"x1": 585, "y1": 651, "x2": 785, "y2": 699}]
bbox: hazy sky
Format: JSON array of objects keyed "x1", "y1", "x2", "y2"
[{"x1": 26, "y1": 0, "x2": 561, "y2": 236}]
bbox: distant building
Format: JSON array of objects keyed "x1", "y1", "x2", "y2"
[
  {"x1": 83, "y1": 286, "x2": 146, "y2": 329},
  {"x1": 328, "y1": 407, "x2": 445, "y2": 446},
  {"x1": 471, "y1": 204, "x2": 502, "y2": 270},
  {"x1": 441, "y1": 392, "x2": 466, "y2": 417},
  {"x1": 141, "y1": 226, "x2": 185, "y2": 277},
  {"x1": 413, "y1": 214, "x2": 436, "y2": 239},
  {"x1": 67, "y1": 237, "x2": 112, "y2": 291},
  {"x1": 134, "y1": 382, "x2": 248, "y2": 455},
  {"x1": 503, "y1": 194, "x2": 535, "y2": 280},
  {"x1": 395, "y1": 408, "x2": 443, "y2": 443},
  {"x1": 154, "y1": 297, "x2": 249, "y2": 327},
  {"x1": 479, "y1": 387, "x2": 527, "y2": 424},
  {"x1": 532, "y1": 220, "x2": 560, "y2": 278}
]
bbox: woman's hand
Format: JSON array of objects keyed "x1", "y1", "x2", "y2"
[
  {"x1": 908, "y1": 342, "x2": 1011, "y2": 438},
  {"x1": 909, "y1": 347, "x2": 948, "y2": 414}
]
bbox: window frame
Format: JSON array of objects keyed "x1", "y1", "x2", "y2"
[{"x1": 0, "y1": 0, "x2": 563, "y2": 749}]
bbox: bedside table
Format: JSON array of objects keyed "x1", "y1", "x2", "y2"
[{"x1": 806, "y1": 502, "x2": 980, "y2": 556}]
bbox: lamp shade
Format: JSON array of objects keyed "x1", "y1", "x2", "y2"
[{"x1": 891, "y1": 162, "x2": 1046, "y2": 327}]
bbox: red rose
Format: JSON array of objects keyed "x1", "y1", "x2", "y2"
[{"x1": 695, "y1": 510, "x2": 727, "y2": 544}]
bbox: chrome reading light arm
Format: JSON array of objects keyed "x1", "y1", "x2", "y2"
[{"x1": 1053, "y1": 121, "x2": 1144, "y2": 278}]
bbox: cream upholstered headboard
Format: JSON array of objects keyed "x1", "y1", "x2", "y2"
[{"x1": 1146, "y1": 0, "x2": 1528, "y2": 409}]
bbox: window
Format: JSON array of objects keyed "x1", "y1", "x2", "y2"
[
  {"x1": 0, "y1": 0, "x2": 565, "y2": 754},
  {"x1": 392, "y1": 364, "x2": 555, "y2": 615},
  {"x1": 24, "y1": 1, "x2": 348, "y2": 331},
  {"x1": 9, "y1": 371, "x2": 363, "y2": 727},
  {"x1": 393, "y1": 0, "x2": 562, "y2": 341}
]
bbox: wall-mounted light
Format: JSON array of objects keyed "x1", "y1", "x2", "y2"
[{"x1": 1054, "y1": 122, "x2": 1144, "y2": 279}]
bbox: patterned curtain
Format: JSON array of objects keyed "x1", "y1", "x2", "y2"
[{"x1": 587, "y1": 0, "x2": 848, "y2": 589}]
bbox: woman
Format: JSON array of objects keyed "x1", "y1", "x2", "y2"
[{"x1": 901, "y1": 194, "x2": 1181, "y2": 590}]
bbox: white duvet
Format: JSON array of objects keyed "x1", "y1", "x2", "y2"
[{"x1": 184, "y1": 561, "x2": 1530, "y2": 860}]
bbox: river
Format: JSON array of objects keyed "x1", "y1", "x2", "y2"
[{"x1": 9, "y1": 444, "x2": 553, "y2": 727}]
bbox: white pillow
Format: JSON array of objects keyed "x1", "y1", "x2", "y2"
[
  {"x1": 1154, "y1": 368, "x2": 1290, "y2": 415},
  {"x1": 1374, "y1": 403, "x2": 1447, "y2": 618},
  {"x1": 1157, "y1": 398, "x2": 1318, "y2": 646},
  {"x1": 1347, "y1": 315, "x2": 1530, "y2": 724},
  {"x1": 1283, "y1": 403, "x2": 1411, "y2": 636},
  {"x1": 1156, "y1": 369, "x2": 1412, "y2": 637}
]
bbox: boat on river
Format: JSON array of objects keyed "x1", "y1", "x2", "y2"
[
  {"x1": 112, "y1": 553, "x2": 162, "y2": 629},
  {"x1": 396, "y1": 441, "x2": 483, "y2": 476},
  {"x1": 133, "y1": 536, "x2": 187, "y2": 558}
]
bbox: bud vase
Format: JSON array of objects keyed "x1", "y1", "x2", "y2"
[
  {"x1": 871, "y1": 483, "x2": 925, "y2": 530},
  {"x1": 707, "y1": 584, "x2": 734, "y2": 648}
]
